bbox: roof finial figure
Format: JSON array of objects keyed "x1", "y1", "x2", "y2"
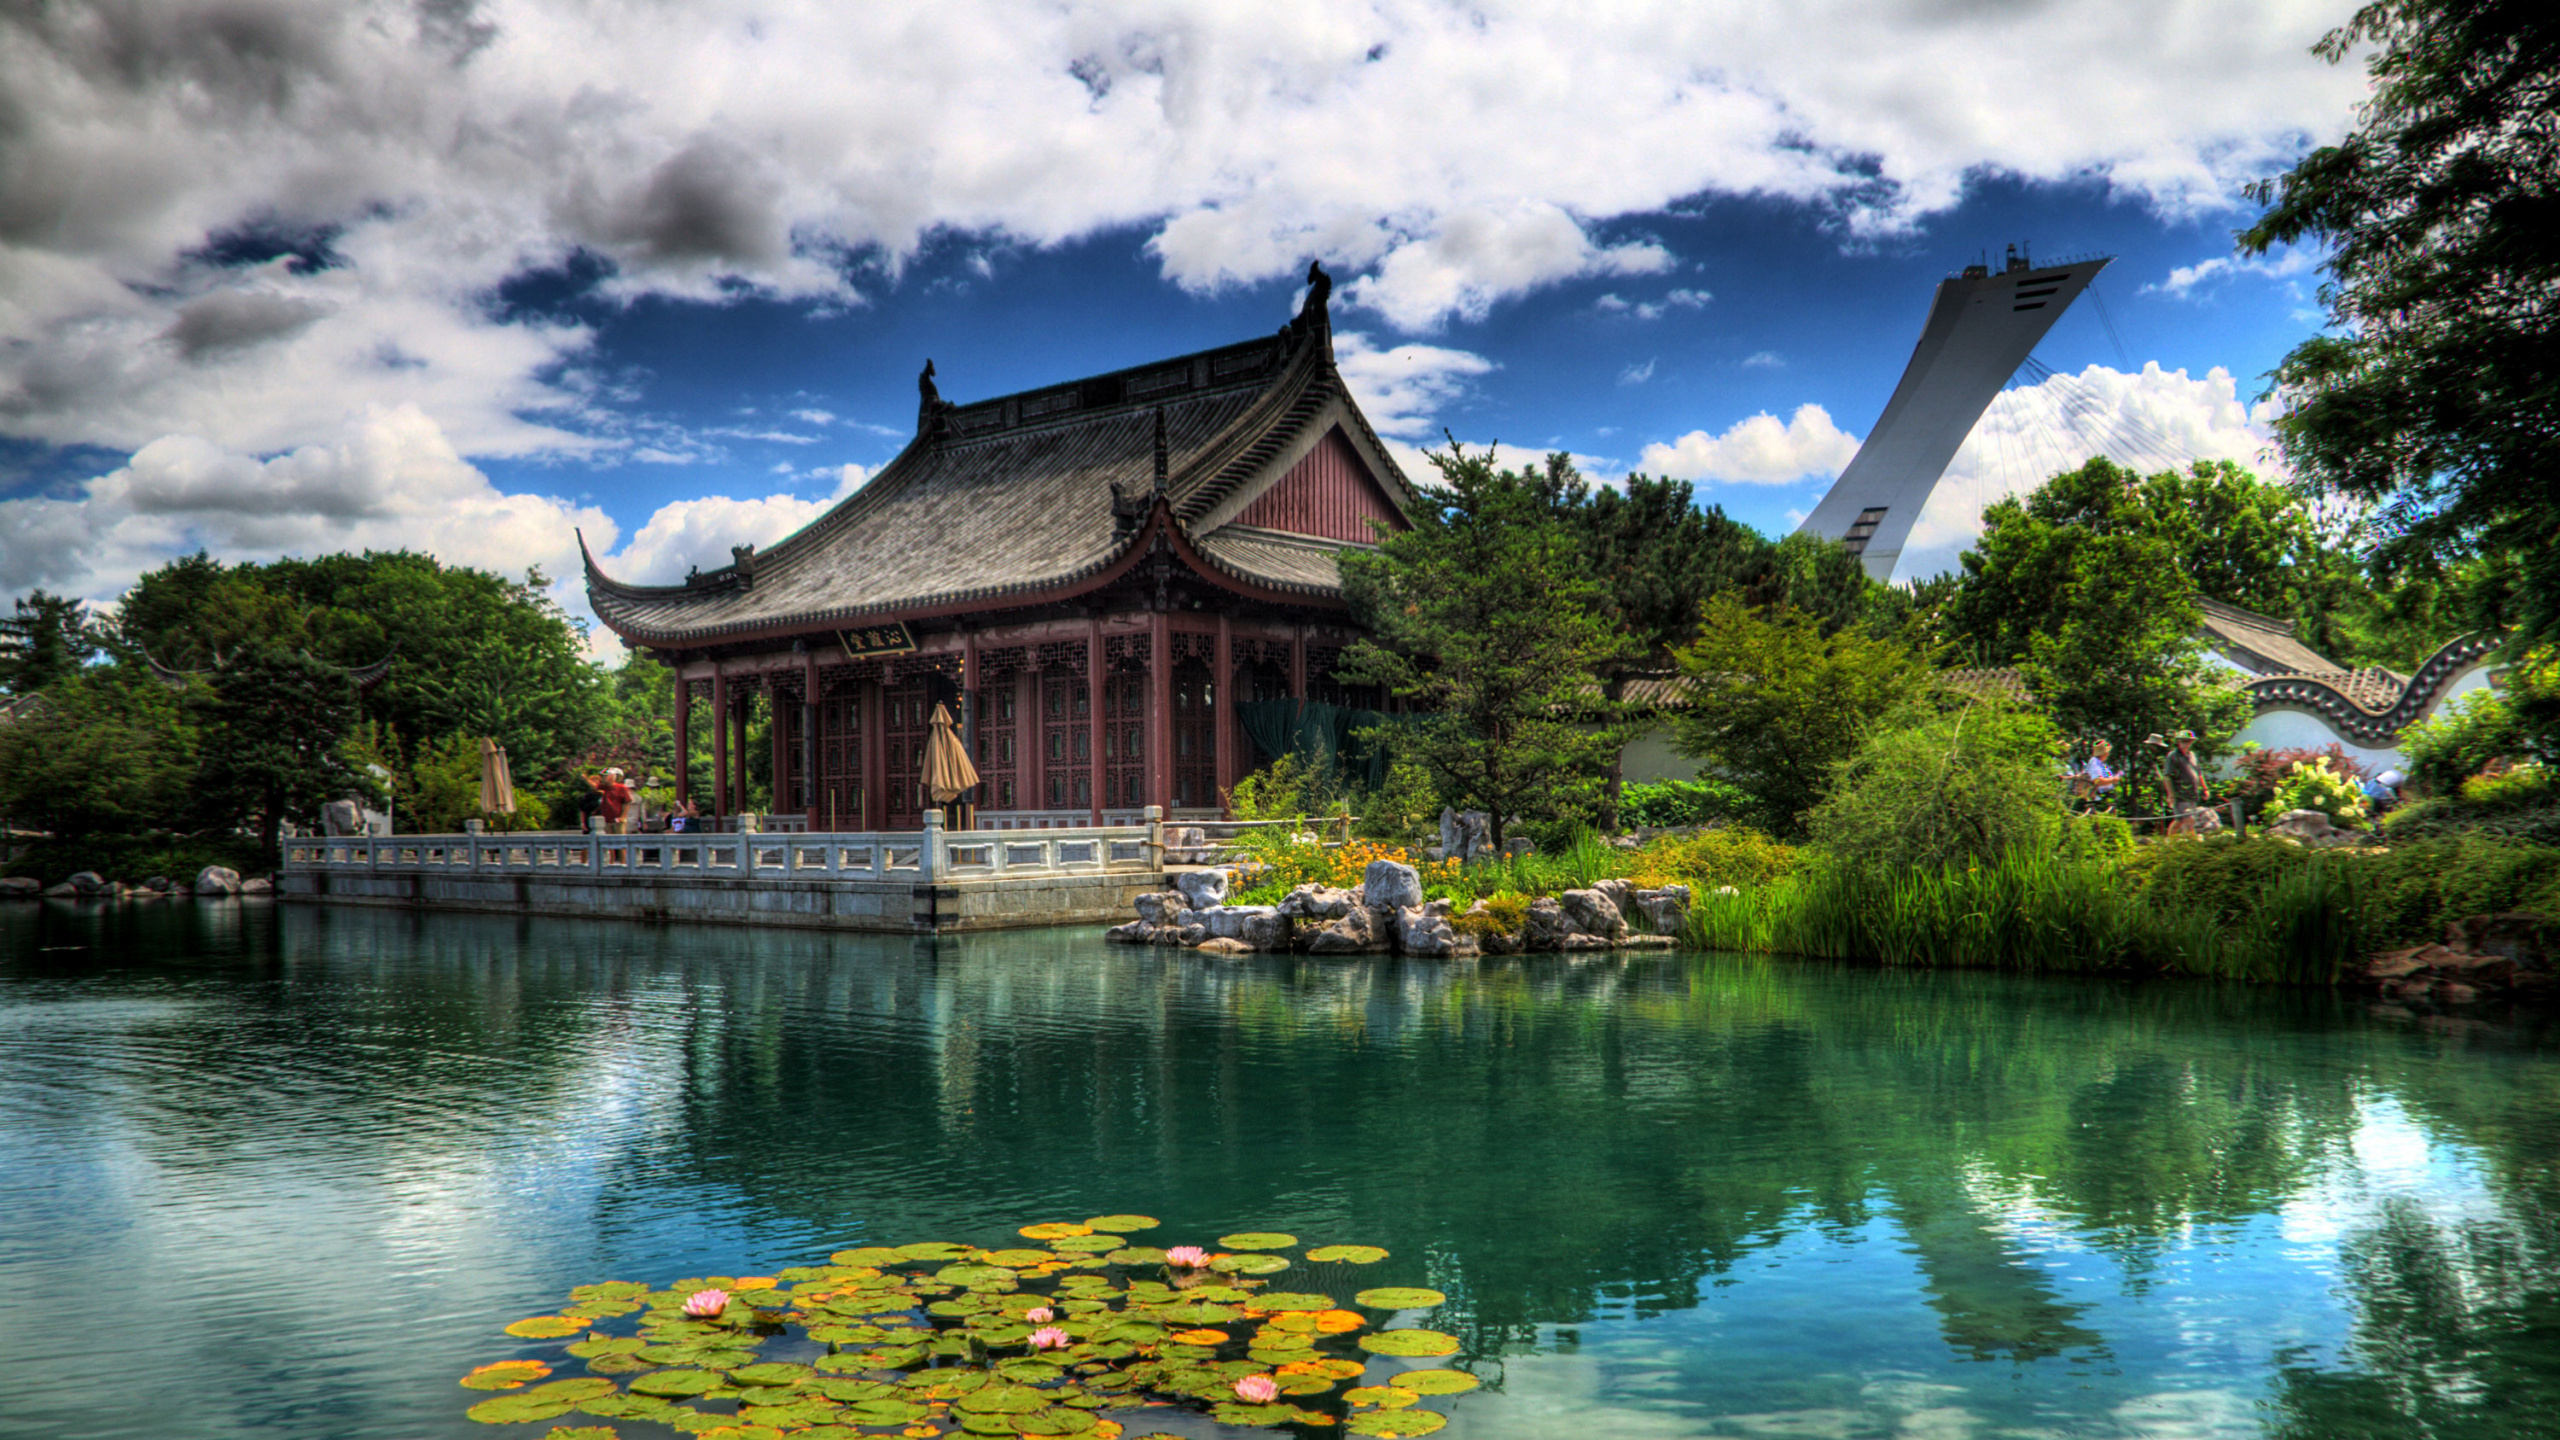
[
  {"x1": 1299, "y1": 261, "x2": 1332, "y2": 322},
  {"x1": 917, "y1": 359, "x2": 951, "y2": 439}
]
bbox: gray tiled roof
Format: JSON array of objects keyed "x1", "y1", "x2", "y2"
[
  {"x1": 587, "y1": 316, "x2": 1414, "y2": 646},
  {"x1": 2196, "y1": 597, "x2": 2341, "y2": 675}
]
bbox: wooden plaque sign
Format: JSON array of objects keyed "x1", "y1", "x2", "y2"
[{"x1": 837, "y1": 621, "x2": 917, "y2": 659}]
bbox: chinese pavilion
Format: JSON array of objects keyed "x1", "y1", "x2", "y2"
[{"x1": 581, "y1": 272, "x2": 1418, "y2": 830}]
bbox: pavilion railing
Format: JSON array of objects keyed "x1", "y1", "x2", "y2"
[{"x1": 281, "y1": 809, "x2": 1165, "y2": 883}]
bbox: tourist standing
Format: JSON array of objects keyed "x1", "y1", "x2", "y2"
[
  {"x1": 582, "y1": 767, "x2": 633, "y2": 834},
  {"x1": 2164, "y1": 731, "x2": 2206, "y2": 812}
]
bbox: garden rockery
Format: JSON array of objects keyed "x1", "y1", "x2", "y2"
[{"x1": 1105, "y1": 859, "x2": 1689, "y2": 957}]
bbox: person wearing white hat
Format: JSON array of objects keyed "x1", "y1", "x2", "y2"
[{"x1": 582, "y1": 766, "x2": 634, "y2": 834}]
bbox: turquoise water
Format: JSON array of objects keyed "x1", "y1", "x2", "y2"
[{"x1": 3, "y1": 901, "x2": 2557, "y2": 1439}]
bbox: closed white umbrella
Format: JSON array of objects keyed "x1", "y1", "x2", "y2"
[{"x1": 478, "y1": 738, "x2": 516, "y2": 815}]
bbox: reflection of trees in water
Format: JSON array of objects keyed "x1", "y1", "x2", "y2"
[{"x1": 16, "y1": 903, "x2": 2560, "y2": 1394}]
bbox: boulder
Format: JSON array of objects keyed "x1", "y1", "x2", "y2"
[
  {"x1": 1560, "y1": 933, "x2": 1618, "y2": 951},
  {"x1": 1363, "y1": 859, "x2": 1423, "y2": 912},
  {"x1": 2445, "y1": 913, "x2": 2557, "y2": 970},
  {"x1": 142, "y1": 875, "x2": 171, "y2": 892},
  {"x1": 1610, "y1": 835, "x2": 1641, "y2": 850},
  {"x1": 1203, "y1": 905, "x2": 1278, "y2": 941},
  {"x1": 240, "y1": 877, "x2": 272, "y2": 895},
  {"x1": 1104, "y1": 919, "x2": 1155, "y2": 944},
  {"x1": 1276, "y1": 884, "x2": 1361, "y2": 922},
  {"x1": 0, "y1": 876, "x2": 40, "y2": 899},
  {"x1": 1164, "y1": 825, "x2": 1215, "y2": 864},
  {"x1": 1395, "y1": 899, "x2": 1474, "y2": 959},
  {"x1": 1558, "y1": 888, "x2": 1626, "y2": 940},
  {"x1": 1594, "y1": 878, "x2": 1637, "y2": 919},
  {"x1": 194, "y1": 865, "x2": 244, "y2": 896},
  {"x1": 1171, "y1": 921, "x2": 1209, "y2": 947},
  {"x1": 1521, "y1": 898, "x2": 1575, "y2": 952},
  {"x1": 1197, "y1": 937, "x2": 1254, "y2": 955},
  {"x1": 320, "y1": 798, "x2": 364, "y2": 836},
  {"x1": 44, "y1": 881, "x2": 78, "y2": 897},
  {"x1": 1632, "y1": 889, "x2": 1689, "y2": 935},
  {"x1": 1240, "y1": 910, "x2": 1291, "y2": 952},
  {"x1": 1173, "y1": 868, "x2": 1232, "y2": 909},
  {"x1": 1301, "y1": 904, "x2": 1391, "y2": 954},
  {"x1": 66, "y1": 870, "x2": 104, "y2": 893},
  {"x1": 1502, "y1": 836, "x2": 1537, "y2": 858},
  {"x1": 1439, "y1": 808, "x2": 1494, "y2": 862},
  {"x1": 1133, "y1": 891, "x2": 1190, "y2": 927},
  {"x1": 2266, "y1": 809, "x2": 2340, "y2": 842}
]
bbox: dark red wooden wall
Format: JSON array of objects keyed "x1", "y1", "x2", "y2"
[{"x1": 1233, "y1": 427, "x2": 1404, "y2": 543}]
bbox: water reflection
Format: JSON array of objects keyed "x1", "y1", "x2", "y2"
[{"x1": 1, "y1": 902, "x2": 2555, "y2": 1438}]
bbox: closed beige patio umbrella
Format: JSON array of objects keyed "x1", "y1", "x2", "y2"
[
  {"x1": 478, "y1": 737, "x2": 517, "y2": 816},
  {"x1": 921, "y1": 704, "x2": 979, "y2": 828}
]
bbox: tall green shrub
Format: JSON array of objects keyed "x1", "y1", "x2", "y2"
[{"x1": 1804, "y1": 701, "x2": 2065, "y2": 876}]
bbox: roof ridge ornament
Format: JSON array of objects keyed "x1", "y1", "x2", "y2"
[
  {"x1": 918, "y1": 358, "x2": 952, "y2": 441},
  {"x1": 1285, "y1": 261, "x2": 1332, "y2": 345}
]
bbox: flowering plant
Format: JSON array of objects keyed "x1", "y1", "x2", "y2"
[{"x1": 2272, "y1": 757, "x2": 2370, "y2": 825}]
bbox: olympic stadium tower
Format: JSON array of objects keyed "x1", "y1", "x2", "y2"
[{"x1": 1797, "y1": 248, "x2": 2110, "y2": 579}]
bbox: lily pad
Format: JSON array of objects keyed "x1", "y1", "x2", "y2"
[
  {"x1": 1357, "y1": 1330, "x2": 1459, "y2": 1358},
  {"x1": 523, "y1": 1380, "x2": 617, "y2": 1404},
  {"x1": 1013, "y1": 1409, "x2": 1099, "y2": 1436},
  {"x1": 505, "y1": 1315, "x2": 586, "y2": 1339},
  {"x1": 1353, "y1": 1287, "x2": 1447, "y2": 1310},
  {"x1": 1209, "y1": 1253, "x2": 1290, "y2": 1276},
  {"x1": 727, "y1": 1362, "x2": 813, "y2": 1386},
  {"x1": 894, "y1": 1241, "x2": 969, "y2": 1262},
  {"x1": 1306, "y1": 1245, "x2": 1389, "y2": 1264},
  {"x1": 1347, "y1": 1411, "x2": 1448, "y2": 1437},
  {"x1": 1390, "y1": 1370, "x2": 1479, "y2": 1396},
  {"x1": 829, "y1": 1247, "x2": 906, "y2": 1267},
  {"x1": 980, "y1": 1248, "x2": 1055, "y2": 1267},
  {"x1": 1345, "y1": 1385, "x2": 1420, "y2": 1409},
  {"x1": 1216, "y1": 1232, "x2": 1296, "y2": 1251},
  {"x1": 1047, "y1": 1234, "x2": 1123, "y2": 1254},
  {"x1": 465, "y1": 1393, "x2": 578, "y2": 1423},
  {"x1": 1249, "y1": 1292, "x2": 1336, "y2": 1312},
  {"x1": 1105, "y1": 1247, "x2": 1166, "y2": 1267},
  {"x1": 462, "y1": 1361, "x2": 554, "y2": 1390},
  {"x1": 629, "y1": 1369, "x2": 725, "y2": 1398},
  {"x1": 537, "y1": 1429, "x2": 618, "y2": 1440},
  {"x1": 807, "y1": 1378, "x2": 895, "y2": 1402},
  {"x1": 955, "y1": 1383, "x2": 1048, "y2": 1414},
  {"x1": 1083, "y1": 1215, "x2": 1158, "y2": 1231},
  {"x1": 1018, "y1": 1222, "x2": 1092, "y2": 1240},
  {"x1": 1278, "y1": 1358, "x2": 1368, "y2": 1381}
]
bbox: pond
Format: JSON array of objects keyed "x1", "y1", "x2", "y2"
[{"x1": 3, "y1": 901, "x2": 2557, "y2": 1439}]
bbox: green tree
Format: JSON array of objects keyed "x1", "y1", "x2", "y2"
[
  {"x1": 1948, "y1": 458, "x2": 2259, "y2": 772},
  {"x1": 2240, "y1": 0, "x2": 2560, "y2": 651},
  {"x1": 1805, "y1": 700, "x2": 2067, "y2": 876},
  {"x1": 0, "y1": 665, "x2": 199, "y2": 839},
  {"x1": 1668, "y1": 593, "x2": 1932, "y2": 838},
  {"x1": 0, "y1": 590, "x2": 98, "y2": 694},
  {"x1": 198, "y1": 647, "x2": 375, "y2": 852},
  {"x1": 1573, "y1": 474, "x2": 1770, "y2": 665},
  {"x1": 1340, "y1": 444, "x2": 1634, "y2": 848}
]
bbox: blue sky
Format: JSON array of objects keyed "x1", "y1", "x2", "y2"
[{"x1": 0, "y1": 0, "x2": 2363, "y2": 645}]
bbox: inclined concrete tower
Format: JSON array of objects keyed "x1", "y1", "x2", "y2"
[{"x1": 1797, "y1": 247, "x2": 2110, "y2": 579}]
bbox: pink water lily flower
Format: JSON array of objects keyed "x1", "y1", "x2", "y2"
[
  {"x1": 1028, "y1": 1325, "x2": 1071, "y2": 1350},
  {"x1": 681, "y1": 1288, "x2": 729, "y2": 1318},
  {"x1": 1233, "y1": 1374, "x2": 1280, "y2": 1404},
  {"x1": 1022, "y1": 1306, "x2": 1054, "y2": 1324},
  {"x1": 1164, "y1": 1245, "x2": 1210, "y2": 1269}
]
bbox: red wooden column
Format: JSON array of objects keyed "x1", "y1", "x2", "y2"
[
  {"x1": 1213, "y1": 615, "x2": 1234, "y2": 811},
  {"x1": 861, "y1": 675, "x2": 885, "y2": 830},
  {"x1": 1026, "y1": 663, "x2": 1047, "y2": 817},
  {"x1": 673, "y1": 673, "x2": 691, "y2": 809},
  {"x1": 733, "y1": 684, "x2": 752, "y2": 815},
  {"x1": 1086, "y1": 619, "x2": 1105, "y2": 825},
  {"x1": 802, "y1": 654, "x2": 820, "y2": 829},
  {"x1": 962, "y1": 632, "x2": 980, "y2": 815},
  {"x1": 1146, "y1": 611, "x2": 1171, "y2": 815},
  {"x1": 711, "y1": 670, "x2": 730, "y2": 817},
  {"x1": 1289, "y1": 626, "x2": 1307, "y2": 699},
  {"x1": 769, "y1": 677, "x2": 790, "y2": 820}
]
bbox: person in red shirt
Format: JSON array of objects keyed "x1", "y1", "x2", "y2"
[{"x1": 582, "y1": 767, "x2": 633, "y2": 834}]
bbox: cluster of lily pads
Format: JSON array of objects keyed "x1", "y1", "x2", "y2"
[{"x1": 462, "y1": 1216, "x2": 1474, "y2": 1439}]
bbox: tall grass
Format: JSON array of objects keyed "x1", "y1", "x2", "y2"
[{"x1": 1682, "y1": 847, "x2": 2377, "y2": 982}]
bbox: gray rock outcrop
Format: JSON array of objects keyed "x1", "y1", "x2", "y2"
[
  {"x1": 1174, "y1": 868, "x2": 1231, "y2": 909},
  {"x1": 241, "y1": 876, "x2": 273, "y2": 895},
  {"x1": 1558, "y1": 888, "x2": 1626, "y2": 940},
  {"x1": 1395, "y1": 899, "x2": 1475, "y2": 959},
  {"x1": 320, "y1": 799, "x2": 364, "y2": 836},
  {"x1": 1363, "y1": 859, "x2": 1422, "y2": 912},
  {"x1": 194, "y1": 865, "x2": 243, "y2": 896},
  {"x1": 67, "y1": 871, "x2": 105, "y2": 893},
  {"x1": 0, "y1": 876, "x2": 40, "y2": 899}
]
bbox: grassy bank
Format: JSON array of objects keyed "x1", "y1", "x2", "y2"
[
  {"x1": 1685, "y1": 834, "x2": 2560, "y2": 983},
  {"x1": 3, "y1": 834, "x2": 274, "y2": 888}
]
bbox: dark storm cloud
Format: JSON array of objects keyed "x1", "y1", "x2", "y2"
[{"x1": 616, "y1": 136, "x2": 792, "y2": 268}]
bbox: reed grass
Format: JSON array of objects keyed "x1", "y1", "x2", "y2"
[{"x1": 1681, "y1": 846, "x2": 2387, "y2": 983}]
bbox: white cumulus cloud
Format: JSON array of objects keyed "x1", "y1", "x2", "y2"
[
  {"x1": 1638, "y1": 404, "x2": 1863, "y2": 485},
  {"x1": 1894, "y1": 362, "x2": 2286, "y2": 578}
]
